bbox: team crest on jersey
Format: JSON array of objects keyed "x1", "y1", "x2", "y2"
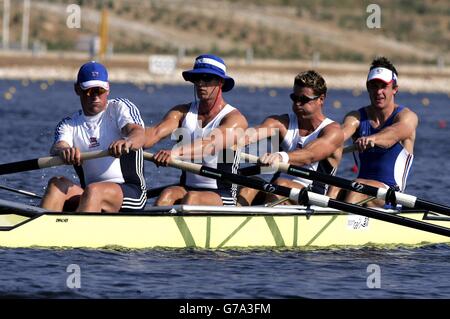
[{"x1": 89, "y1": 137, "x2": 100, "y2": 148}]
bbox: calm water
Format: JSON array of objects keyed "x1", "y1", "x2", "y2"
[{"x1": 0, "y1": 79, "x2": 449, "y2": 298}]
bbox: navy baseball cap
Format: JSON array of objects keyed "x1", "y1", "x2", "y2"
[{"x1": 77, "y1": 61, "x2": 109, "y2": 90}]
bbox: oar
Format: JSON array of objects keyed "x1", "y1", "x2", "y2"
[
  {"x1": 343, "y1": 141, "x2": 375, "y2": 154},
  {"x1": 343, "y1": 144, "x2": 357, "y2": 154},
  {"x1": 0, "y1": 184, "x2": 41, "y2": 199},
  {"x1": 142, "y1": 152, "x2": 450, "y2": 238},
  {"x1": 0, "y1": 150, "x2": 111, "y2": 175},
  {"x1": 241, "y1": 152, "x2": 450, "y2": 216}
]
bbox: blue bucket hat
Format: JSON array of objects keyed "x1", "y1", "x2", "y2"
[
  {"x1": 182, "y1": 54, "x2": 235, "y2": 92},
  {"x1": 77, "y1": 61, "x2": 109, "y2": 90}
]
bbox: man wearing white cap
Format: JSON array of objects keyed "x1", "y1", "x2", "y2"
[
  {"x1": 144, "y1": 54, "x2": 248, "y2": 206},
  {"x1": 339, "y1": 56, "x2": 418, "y2": 206},
  {"x1": 41, "y1": 61, "x2": 147, "y2": 212}
]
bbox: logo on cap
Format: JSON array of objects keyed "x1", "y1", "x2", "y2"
[{"x1": 77, "y1": 61, "x2": 109, "y2": 90}]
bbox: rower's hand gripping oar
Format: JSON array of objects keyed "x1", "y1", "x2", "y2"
[
  {"x1": 0, "y1": 149, "x2": 111, "y2": 175},
  {"x1": 342, "y1": 140, "x2": 375, "y2": 154},
  {"x1": 142, "y1": 151, "x2": 450, "y2": 238},
  {"x1": 241, "y1": 152, "x2": 450, "y2": 216}
]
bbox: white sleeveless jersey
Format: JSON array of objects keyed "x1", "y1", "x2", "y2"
[
  {"x1": 179, "y1": 102, "x2": 239, "y2": 189},
  {"x1": 54, "y1": 98, "x2": 146, "y2": 189},
  {"x1": 279, "y1": 114, "x2": 336, "y2": 188}
]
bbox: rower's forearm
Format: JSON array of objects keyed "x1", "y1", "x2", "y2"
[
  {"x1": 286, "y1": 150, "x2": 315, "y2": 167},
  {"x1": 144, "y1": 126, "x2": 172, "y2": 149},
  {"x1": 125, "y1": 128, "x2": 146, "y2": 150},
  {"x1": 370, "y1": 132, "x2": 399, "y2": 149},
  {"x1": 172, "y1": 140, "x2": 209, "y2": 160}
]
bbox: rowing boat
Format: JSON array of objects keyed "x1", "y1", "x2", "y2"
[
  {"x1": 1, "y1": 199, "x2": 449, "y2": 249},
  {"x1": 1, "y1": 150, "x2": 449, "y2": 249}
]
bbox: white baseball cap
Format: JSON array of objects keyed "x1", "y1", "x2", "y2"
[{"x1": 367, "y1": 67, "x2": 398, "y2": 84}]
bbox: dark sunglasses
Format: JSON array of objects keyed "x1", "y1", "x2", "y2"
[
  {"x1": 83, "y1": 87, "x2": 108, "y2": 97},
  {"x1": 192, "y1": 73, "x2": 220, "y2": 83},
  {"x1": 290, "y1": 93, "x2": 319, "y2": 104}
]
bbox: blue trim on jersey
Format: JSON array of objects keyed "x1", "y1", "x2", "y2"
[
  {"x1": 355, "y1": 105, "x2": 405, "y2": 187},
  {"x1": 115, "y1": 98, "x2": 143, "y2": 125},
  {"x1": 54, "y1": 116, "x2": 72, "y2": 143}
]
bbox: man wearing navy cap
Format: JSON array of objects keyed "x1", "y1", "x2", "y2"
[
  {"x1": 40, "y1": 61, "x2": 147, "y2": 212},
  {"x1": 144, "y1": 54, "x2": 248, "y2": 206},
  {"x1": 337, "y1": 56, "x2": 418, "y2": 206}
]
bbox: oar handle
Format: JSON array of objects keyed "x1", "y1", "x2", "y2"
[
  {"x1": 143, "y1": 152, "x2": 202, "y2": 174},
  {"x1": 343, "y1": 141, "x2": 375, "y2": 154},
  {"x1": 240, "y1": 152, "x2": 291, "y2": 172},
  {"x1": 37, "y1": 149, "x2": 111, "y2": 169},
  {"x1": 0, "y1": 149, "x2": 112, "y2": 175}
]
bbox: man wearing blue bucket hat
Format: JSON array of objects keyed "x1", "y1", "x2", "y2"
[
  {"x1": 144, "y1": 54, "x2": 248, "y2": 206},
  {"x1": 41, "y1": 61, "x2": 147, "y2": 212}
]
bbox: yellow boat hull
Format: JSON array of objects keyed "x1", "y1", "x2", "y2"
[{"x1": 1, "y1": 205, "x2": 448, "y2": 249}]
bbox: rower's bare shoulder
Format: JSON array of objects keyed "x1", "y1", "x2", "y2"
[
  {"x1": 321, "y1": 122, "x2": 344, "y2": 140},
  {"x1": 399, "y1": 106, "x2": 417, "y2": 116},
  {"x1": 222, "y1": 109, "x2": 248, "y2": 128},
  {"x1": 396, "y1": 106, "x2": 419, "y2": 125},
  {"x1": 344, "y1": 110, "x2": 361, "y2": 121},
  {"x1": 324, "y1": 121, "x2": 343, "y2": 132},
  {"x1": 171, "y1": 103, "x2": 190, "y2": 114},
  {"x1": 161, "y1": 103, "x2": 190, "y2": 122},
  {"x1": 262, "y1": 114, "x2": 289, "y2": 129}
]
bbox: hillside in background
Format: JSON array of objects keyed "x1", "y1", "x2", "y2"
[{"x1": 0, "y1": 0, "x2": 449, "y2": 65}]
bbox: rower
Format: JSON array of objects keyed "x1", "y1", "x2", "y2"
[
  {"x1": 237, "y1": 70, "x2": 344, "y2": 206},
  {"x1": 337, "y1": 56, "x2": 418, "y2": 207},
  {"x1": 40, "y1": 61, "x2": 147, "y2": 212},
  {"x1": 144, "y1": 54, "x2": 248, "y2": 206}
]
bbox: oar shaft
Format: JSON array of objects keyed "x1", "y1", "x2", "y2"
[
  {"x1": 143, "y1": 152, "x2": 450, "y2": 238},
  {"x1": 0, "y1": 185, "x2": 42, "y2": 199},
  {"x1": 415, "y1": 198, "x2": 450, "y2": 216},
  {"x1": 0, "y1": 150, "x2": 111, "y2": 175},
  {"x1": 343, "y1": 144, "x2": 357, "y2": 154},
  {"x1": 0, "y1": 158, "x2": 41, "y2": 175}
]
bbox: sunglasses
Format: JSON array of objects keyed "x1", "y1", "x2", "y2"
[
  {"x1": 83, "y1": 87, "x2": 108, "y2": 97},
  {"x1": 290, "y1": 93, "x2": 320, "y2": 104},
  {"x1": 192, "y1": 74, "x2": 220, "y2": 83}
]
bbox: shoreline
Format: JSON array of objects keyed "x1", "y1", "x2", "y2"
[{"x1": 0, "y1": 51, "x2": 449, "y2": 93}]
